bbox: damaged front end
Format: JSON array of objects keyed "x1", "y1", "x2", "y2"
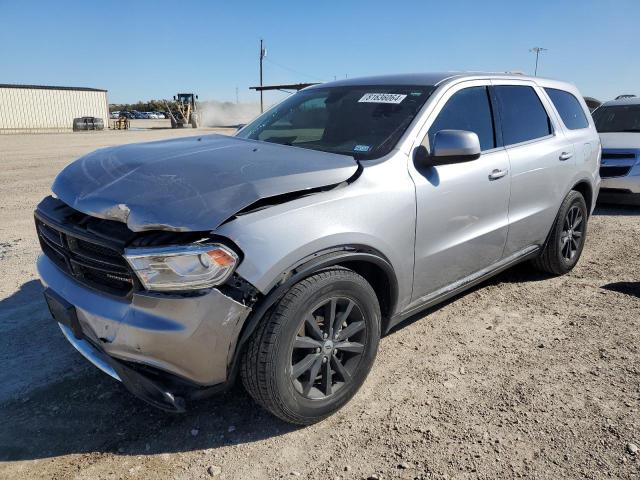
[
  {"x1": 37, "y1": 134, "x2": 360, "y2": 410},
  {"x1": 51, "y1": 134, "x2": 359, "y2": 232},
  {"x1": 36, "y1": 195, "x2": 259, "y2": 411}
]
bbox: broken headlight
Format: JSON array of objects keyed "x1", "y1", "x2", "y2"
[{"x1": 124, "y1": 244, "x2": 239, "y2": 291}]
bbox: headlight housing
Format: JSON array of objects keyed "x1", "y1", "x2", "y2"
[{"x1": 124, "y1": 243, "x2": 239, "y2": 292}]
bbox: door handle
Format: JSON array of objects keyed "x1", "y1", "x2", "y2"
[
  {"x1": 488, "y1": 168, "x2": 508, "y2": 180},
  {"x1": 559, "y1": 151, "x2": 573, "y2": 161}
]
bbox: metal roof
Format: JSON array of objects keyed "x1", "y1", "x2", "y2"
[
  {"x1": 602, "y1": 96, "x2": 640, "y2": 106},
  {"x1": 300, "y1": 72, "x2": 584, "y2": 100},
  {"x1": 0, "y1": 84, "x2": 107, "y2": 93},
  {"x1": 306, "y1": 72, "x2": 537, "y2": 89}
]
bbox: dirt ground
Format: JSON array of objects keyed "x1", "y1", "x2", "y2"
[{"x1": 0, "y1": 123, "x2": 638, "y2": 480}]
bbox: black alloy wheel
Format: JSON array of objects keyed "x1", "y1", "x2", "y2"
[
  {"x1": 560, "y1": 205, "x2": 584, "y2": 261},
  {"x1": 290, "y1": 297, "x2": 367, "y2": 400},
  {"x1": 241, "y1": 268, "x2": 381, "y2": 424},
  {"x1": 532, "y1": 190, "x2": 588, "y2": 275}
]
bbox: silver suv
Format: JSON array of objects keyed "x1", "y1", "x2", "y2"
[
  {"x1": 36, "y1": 73, "x2": 600, "y2": 424},
  {"x1": 593, "y1": 96, "x2": 640, "y2": 204}
]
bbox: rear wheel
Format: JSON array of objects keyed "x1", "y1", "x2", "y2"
[
  {"x1": 241, "y1": 268, "x2": 381, "y2": 425},
  {"x1": 532, "y1": 190, "x2": 588, "y2": 275}
]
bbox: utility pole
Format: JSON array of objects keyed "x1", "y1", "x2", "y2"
[
  {"x1": 529, "y1": 47, "x2": 548, "y2": 76},
  {"x1": 235, "y1": 86, "x2": 239, "y2": 104},
  {"x1": 259, "y1": 39, "x2": 266, "y2": 112}
]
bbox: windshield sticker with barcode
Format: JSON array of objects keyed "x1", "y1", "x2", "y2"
[
  {"x1": 358, "y1": 93, "x2": 407, "y2": 104},
  {"x1": 353, "y1": 144, "x2": 371, "y2": 152}
]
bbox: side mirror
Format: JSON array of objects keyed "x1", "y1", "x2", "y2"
[
  {"x1": 414, "y1": 129, "x2": 481, "y2": 168},
  {"x1": 235, "y1": 123, "x2": 246, "y2": 132}
]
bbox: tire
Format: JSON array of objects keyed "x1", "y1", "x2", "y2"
[
  {"x1": 190, "y1": 114, "x2": 199, "y2": 129},
  {"x1": 170, "y1": 118, "x2": 177, "y2": 129},
  {"x1": 532, "y1": 190, "x2": 588, "y2": 275},
  {"x1": 241, "y1": 268, "x2": 381, "y2": 425}
]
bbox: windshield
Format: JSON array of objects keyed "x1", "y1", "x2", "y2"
[
  {"x1": 593, "y1": 104, "x2": 640, "y2": 133},
  {"x1": 236, "y1": 85, "x2": 434, "y2": 159}
]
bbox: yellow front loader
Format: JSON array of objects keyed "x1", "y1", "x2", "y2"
[{"x1": 164, "y1": 93, "x2": 199, "y2": 129}]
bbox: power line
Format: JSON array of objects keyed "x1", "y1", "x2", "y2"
[{"x1": 263, "y1": 57, "x2": 324, "y2": 82}]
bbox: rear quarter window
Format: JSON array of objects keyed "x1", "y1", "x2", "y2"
[{"x1": 544, "y1": 88, "x2": 589, "y2": 130}]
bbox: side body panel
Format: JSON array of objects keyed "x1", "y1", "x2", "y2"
[
  {"x1": 406, "y1": 79, "x2": 511, "y2": 301},
  {"x1": 216, "y1": 152, "x2": 418, "y2": 312},
  {"x1": 491, "y1": 80, "x2": 577, "y2": 256},
  {"x1": 562, "y1": 116, "x2": 601, "y2": 210},
  {"x1": 555, "y1": 93, "x2": 601, "y2": 209},
  {"x1": 219, "y1": 75, "x2": 599, "y2": 320}
]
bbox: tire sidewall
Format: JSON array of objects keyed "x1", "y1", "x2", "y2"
[
  {"x1": 271, "y1": 274, "x2": 380, "y2": 422},
  {"x1": 554, "y1": 192, "x2": 588, "y2": 271}
]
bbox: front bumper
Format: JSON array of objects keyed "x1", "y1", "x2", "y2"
[
  {"x1": 57, "y1": 322, "x2": 191, "y2": 411},
  {"x1": 598, "y1": 189, "x2": 640, "y2": 205},
  {"x1": 600, "y1": 171, "x2": 640, "y2": 194},
  {"x1": 38, "y1": 254, "x2": 252, "y2": 389},
  {"x1": 599, "y1": 164, "x2": 640, "y2": 205},
  {"x1": 599, "y1": 151, "x2": 640, "y2": 194}
]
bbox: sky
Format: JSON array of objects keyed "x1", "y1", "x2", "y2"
[{"x1": 0, "y1": 0, "x2": 637, "y2": 106}]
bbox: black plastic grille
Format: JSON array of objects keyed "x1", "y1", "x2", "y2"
[
  {"x1": 36, "y1": 217, "x2": 134, "y2": 297},
  {"x1": 601, "y1": 153, "x2": 636, "y2": 160},
  {"x1": 600, "y1": 166, "x2": 632, "y2": 178},
  {"x1": 38, "y1": 222, "x2": 64, "y2": 247}
]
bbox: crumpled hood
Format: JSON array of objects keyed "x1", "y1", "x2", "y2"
[
  {"x1": 52, "y1": 134, "x2": 358, "y2": 232},
  {"x1": 599, "y1": 132, "x2": 640, "y2": 150}
]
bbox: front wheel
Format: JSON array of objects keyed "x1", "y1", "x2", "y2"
[
  {"x1": 241, "y1": 268, "x2": 381, "y2": 425},
  {"x1": 532, "y1": 190, "x2": 588, "y2": 275}
]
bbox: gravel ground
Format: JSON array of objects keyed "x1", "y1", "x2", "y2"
[{"x1": 0, "y1": 124, "x2": 638, "y2": 479}]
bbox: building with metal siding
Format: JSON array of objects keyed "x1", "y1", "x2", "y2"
[{"x1": 0, "y1": 84, "x2": 108, "y2": 134}]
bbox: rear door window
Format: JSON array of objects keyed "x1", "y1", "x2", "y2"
[
  {"x1": 427, "y1": 86, "x2": 496, "y2": 151},
  {"x1": 544, "y1": 88, "x2": 589, "y2": 130},
  {"x1": 494, "y1": 86, "x2": 552, "y2": 146}
]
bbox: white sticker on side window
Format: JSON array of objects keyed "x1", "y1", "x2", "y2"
[{"x1": 358, "y1": 93, "x2": 407, "y2": 104}]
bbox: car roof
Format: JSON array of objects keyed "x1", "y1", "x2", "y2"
[
  {"x1": 306, "y1": 72, "x2": 572, "y2": 89},
  {"x1": 601, "y1": 96, "x2": 640, "y2": 107}
]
